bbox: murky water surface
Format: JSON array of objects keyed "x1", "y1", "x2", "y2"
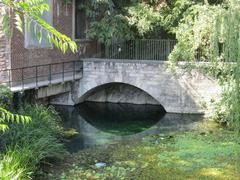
[{"x1": 55, "y1": 102, "x2": 203, "y2": 153}]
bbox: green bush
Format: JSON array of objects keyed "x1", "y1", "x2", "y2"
[
  {"x1": 0, "y1": 85, "x2": 31, "y2": 132},
  {"x1": 0, "y1": 104, "x2": 65, "y2": 179},
  {"x1": 0, "y1": 85, "x2": 13, "y2": 109}
]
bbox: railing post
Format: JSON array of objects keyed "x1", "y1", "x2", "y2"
[
  {"x1": 8, "y1": 69, "x2": 11, "y2": 88},
  {"x1": 35, "y1": 66, "x2": 38, "y2": 88},
  {"x1": 105, "y1": 43, "x2": 109, "y2": 59},
  {"x1": 73, "y1": 61, "x2": 76, "y2": 80},
  {"x1": 135, "y1": 40, "x2": 138, "y2": 60},
  {"x1": 62, "y1": 62, "x2": 64, "y2": 82},
  {"x1": 167, "y1": 39, "x2": 170, "y2": 61},
  {"x1": 21, "y1": 68, "x2": 24, "y2": 90},
  {"x1": 49, "y1": 64, "x2": 52, "y2": 84}
]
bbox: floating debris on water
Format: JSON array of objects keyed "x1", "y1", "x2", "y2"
[
  {"x1": 63, "y1": 128, "x2": 79, "y2": 138},
  {"x1": 95, "y1": 162, "x2": 107, "y2": 168}
]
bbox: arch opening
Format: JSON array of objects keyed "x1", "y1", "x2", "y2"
[{"x1": 79, "y1": 82, "x2": 165, "y2": 109}]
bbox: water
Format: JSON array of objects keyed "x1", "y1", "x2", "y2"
[{"x1": 55, "y1": 102, "x2": 203, "y2": 153}]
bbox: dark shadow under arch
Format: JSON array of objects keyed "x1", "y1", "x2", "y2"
[
  {"x1": 79, "y1": 82, "x2": 166, "y2": 110},
  {"x1": 76, "y1": 102, "x2": 166, "y2": 135}
]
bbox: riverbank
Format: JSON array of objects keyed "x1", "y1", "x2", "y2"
[{"x1": 42, "y1": 120, "x2": 240, "y2": 180}]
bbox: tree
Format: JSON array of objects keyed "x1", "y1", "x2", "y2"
[{"x1": 211, "y1": 0, "x2": 240, "y2": 131}]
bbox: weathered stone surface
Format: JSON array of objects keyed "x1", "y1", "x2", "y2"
[
  {"x1": 72, "y1": 59, "x2": 221, "y2": 114},
  {"x1": 85, "y1": 83, "x2": 159, "y2": 105},
  {"x1": 37, "y1": 82, "x2": 72, "y2": 99}
]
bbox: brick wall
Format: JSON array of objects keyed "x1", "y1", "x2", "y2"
[
  {"x1": 0, "y1": 5, "x2": 11, "y2": 84},
  {"x1": 10, "y1": 0, "x2": 100, "y2": 82}
]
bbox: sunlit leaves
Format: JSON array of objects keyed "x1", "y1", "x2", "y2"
[
  {"x1": 127, "y1": 3, "x2": 160, "y2": 37},
  {"x1": 0, "y1": 123, "x2": 9, "y2": 132},
  {"x1": 14, "y1": 13, "x2": 23, "y2": 33},
  {"x1": 0, "y1": 6, "x2": 12, "y2": 38},
  {"x1": 1, "y1": 0, "x2": 77, "y2": 53},
  {"x1": 169, "y1": 4, "x2": 223, "y2": 62},
  {"x1": 0, "y1": 107, "x2": 32, "y2": 132}
]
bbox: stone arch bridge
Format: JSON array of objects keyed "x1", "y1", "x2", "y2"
[{"x1": 49, "y1": 58, "x2": 220, "y2": 114}]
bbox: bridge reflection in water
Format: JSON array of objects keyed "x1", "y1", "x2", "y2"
[{"x1": 55, "y1": 102, "x2": 203, "y2": 153}]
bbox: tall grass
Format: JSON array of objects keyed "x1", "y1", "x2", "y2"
[{"x1": 0, "y1": 105, "x2": 66, "y2": 179}]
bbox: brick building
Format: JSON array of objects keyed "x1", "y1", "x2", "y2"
[{"x1": 0, "y1": 0, "x2": 99, "y2": 88}]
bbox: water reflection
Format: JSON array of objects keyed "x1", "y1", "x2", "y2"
[
  {"x1": 77, "y1": 102, "x2": 166, "y2": 135},
  {"x1": 55, "y1": 102, "x2": 203, "y2": 153}
]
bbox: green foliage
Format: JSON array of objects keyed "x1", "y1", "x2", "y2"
[
  {"x1": 88, "y1": 13, "x2": 134, "y2": 44},
  {"x1": 159, "y1": 0, "x2": 224, "y2": 32},
  {"x1": 0, "y1": 85, "x2": 12, "y2": 109},
  {"x1": 85, "y1": 0, "x2": 225, "y2": 43},
  {"x1": 0, "y1": 0, "x2": 77, "y2": 53},
  {"x1": 208, "y1": 0, "x2": 240, "y2": 132},
  {"x1": 166, "y1": 0, "x2": 240, "y2": 131},
  {"x1": 159, "y1": 0, "x2": 199, "y2": 32},
  {"x1": 0, "y1": 86, "x2": 31, "y2": 132},
  {"x1": 0, "y1": 148, "x2": 27, "y2": 179},
  {"x1": 0, "y1": 104, "x2": 65, "y2": 179},
  {"x1": 127, "y1": 3, "x2": 160, "y2": 37},
  {"x1": 85, "y1": 0, "x2": 135, "y2": 43},
  {"x1": 169, "y1": 4, "x2": 222, "y2": 62},
  {"x1": 85, "y1": 1, "x2": 171, "y2": 43},
  {"x1": 0, "y1": 107, "x2": 31, "y2": 132}
]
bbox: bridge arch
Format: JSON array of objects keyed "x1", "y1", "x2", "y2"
[{"x1": 77, "y1": 82, "x2": 166, "y2": 108}]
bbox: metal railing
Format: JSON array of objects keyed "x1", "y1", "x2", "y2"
[
  {"x1": 104, "y1": 39, "x2": 177, "y2": 60},
  {"x1": 0, "y1": 60, "x2": 83, "y2": 92}
]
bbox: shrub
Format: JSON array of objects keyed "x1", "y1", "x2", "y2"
[
  {"x1": 0, "y1": 104, "x2": 65, "y2": 179},
  {"x1": 0, "y1": 85, "x2": 13, "y2": 109},
  {"x1": 0, "y1": 85, "x2": 31, "y2": 132}
]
